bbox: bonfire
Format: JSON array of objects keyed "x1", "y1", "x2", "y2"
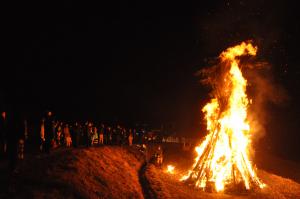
[{"x1": 182, "y1": 42, "x2": 265, "y2": 192}]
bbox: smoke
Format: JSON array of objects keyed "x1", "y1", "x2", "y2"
[{"x1": 245, "y1": 63, "x2": 288, "y2": 142}]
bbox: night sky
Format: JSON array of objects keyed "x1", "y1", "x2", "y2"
[{"x1": 2, "y1": 1, "x2": 300, "y2": 158}]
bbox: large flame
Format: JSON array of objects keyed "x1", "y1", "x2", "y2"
[{"x1": 182, "y1": 42, "x2": 265, "y2": 192}]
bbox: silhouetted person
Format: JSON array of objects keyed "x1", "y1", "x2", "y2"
[
  {"x1": 78, "y1": 124, "x2": 84, "y2": 146},
  {"x1": 128, "y1": 130, "x2": 133, "y2": 146},
  {"x1": 99, "y1": 124, "x2": 104, "y2": 145},
  {"x1": 107, "y1": 126, "x2": 112, "y2": 145},
  {"x1": 51, "y1": 120, "x2": 56, "y2": 147},
  {"x1": 87, "y1": 122, "x2": 94, "y2": 146},
  {"x1": 103, "y1": 124, "x2": 108, "y2": 144},
  {"x1": 121, "y1": 128, "x2": 126, "y2": 145},
  {"x1": 116, "y1": 125, "x2": 121, "y2": 145},
  {"x1": 56, "y1": 122, "x2": 62, "y2": 146},
  {"x1": 84, "y1": 122, "x2": 93, "y2": 147},
  {"x1": 138, "y1": 129, "x2": 143, "y2": 144},
  {"x1": 112, "y1": 127, "x2": 116, "y2": 145},
  {"x1": 17, "y1": 117, "x2": 26, "y2": 160},
  {"x1": 71, "y1": 122, "x2": 80, "y2": 148},
  {"x1": 0, "y1": 111, "x2": 7, "y2": 157},
  {"x1": 44, "y1": 111, "x2": 54, "y2": 153},
  {"x1": 40, "y1": 119, "x2": 45, "y2": 152}
]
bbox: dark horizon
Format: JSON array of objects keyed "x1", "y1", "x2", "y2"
[{"x1": 2, "y1": 1, "x2": 300, "y2": 159}]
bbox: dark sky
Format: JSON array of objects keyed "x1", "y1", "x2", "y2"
[{"x1": 2, "y1": 1, "x2": 300, "y2": 157}]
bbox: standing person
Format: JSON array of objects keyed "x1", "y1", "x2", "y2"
[
  {"x1": 92, "y1": 125, "x2": 98, "y2": 146},
  {"x1": 87, "y1": 122, "x2": 93, "y2": 147},
  {"x1": 116, "y1": 125, "x2": 121, "y2": 145},
  {"x1": 40, "y1": 119, "x2": 45, "y2": 152},
  {"x1": 103, "y1": 124, "x2": 108, "y2": 144},
  {"x1": 51, "y1": 121, "x2": 57, "y2": 148},
  {"x1": 0, "y1": 111, "x2": 7, "y2": 157},
  {"x1": 17, "y1": 117, "x2": 26, "y2": 160},
  {"x1": 128, "y1": 129, "x2": 133, "y2": 146},
  {"x1": 133, "y1": 129, "x2": 137, "y2": 144},
  {"x1": 71, "y1": 122, "x2": 80, "y2": 148},
  {"x1": 138, "y1": 128, "x2": 143, "y2": 145},
  {"x1": 78, "y1": 123, "x2": 84, "y2": 146},
  {"x1": 107, "y1": 126, "x2": 112, "y2": 145},
  {"x1": 99, "y1": 124, "x2": 104, "y2": 145},
  {"x1": 70, "y1": 123, "x2": 75, "y2": 147},
  {"x1": 56, "y1": 122, "x2": 62, "y2": 146},
  {"x1": 112, "y1": 127, "x2": 117, "y2": 145},
  {"x1": 121, "y1": 128, "x2": 126, "y2": 145},
  {"x1": 44, "y1": 111, "x2": 54, "y2": 153},
  {"x1": 64, "y1": 124, "x2": 72, "y2": 147},
  {"x1": 154, "y1": 145, "x2": 164, "y2": 167},
  {"x1": 24, "y1": 119, "x2": 28, "y2": 141},
  {"x1": 112, "y1": 126, "x2": 116, "y2": 145}
]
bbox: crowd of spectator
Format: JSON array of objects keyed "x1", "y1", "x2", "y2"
[
  {"x1": 0, "y1": 109, "x2": 196, "y2": 174},
  {"x1": 0, "y1": 110, "x2": 162, "y2": 173}
]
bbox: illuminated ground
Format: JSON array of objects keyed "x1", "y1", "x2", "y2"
[
  {"x1": 0, "y1": 144, "x2": 299, "y2": 199},
  {"x1": 0, "y1": 146, "x2": 145, "y2": 199},
  {"x1": 148, "y1": 144, "x2": 300, "y2": 199}
]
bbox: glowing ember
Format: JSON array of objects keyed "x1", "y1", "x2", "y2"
[
  {"x1": 166, "y1": 165, "x2": 175, "y2": 174},
  {"x1": 182, "y1": 42, "x2": 265, "y2": 192}
]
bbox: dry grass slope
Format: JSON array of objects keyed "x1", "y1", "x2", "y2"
[{"x1": 11, "y1": 146, "x2": 145, "y2": 199}]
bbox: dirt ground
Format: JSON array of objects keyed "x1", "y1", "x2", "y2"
[
  {"x1": 145, "y1": 143, "x2": 300, "y2": 199},
  {"x1": 0, "y1": 144, "x2": 299, "y2": 199}
]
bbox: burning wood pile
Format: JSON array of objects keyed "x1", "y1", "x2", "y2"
[{"x1": 182, "y1": 42, "x2": 265, "y2": 192}]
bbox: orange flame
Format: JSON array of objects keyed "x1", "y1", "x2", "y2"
[
  {"x1": 166, "y1": 165, "x2": 175, "y2": 174},
  {"x1": 182, "y1": 42, "x2": 265, "y2": 192}
]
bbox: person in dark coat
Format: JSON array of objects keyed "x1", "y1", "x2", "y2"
[
  {"x1": 71, "y1": 122, "x2": 80, "y2": 148},
  {"x1": 116, "y1": 125, "x2": 121, "y2": 145},
  {"x1": 87, "y1": 122, "x2": 94, "y2": 146},
  {"x1": 83, "y1": 122, "x2": 89, "y2": 147},
  {"x1": 106, "y1": 126, "x2": 112, "y2": 145},
  {"x1": 111, "y1": 127, "x2": 116, "y2": 145},
  {"x1": 43, "y1": 111, "x2": 54, "y2": 153}
]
